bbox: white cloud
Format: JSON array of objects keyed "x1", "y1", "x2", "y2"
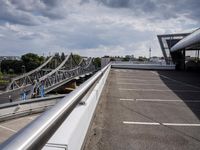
[{"x1": 0, "y1": 0, "x2": 199, "y2": 57}]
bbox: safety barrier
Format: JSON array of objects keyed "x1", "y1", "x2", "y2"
[
  {"x1": 0, "y1": 95, "x2": 65, "y2": 122},
  {"x1": 111, "y1": 62, "x2": 175, "y2": 70},
  {"x1": 43, "y1": 64, "x2": 110, "y2": 150}
]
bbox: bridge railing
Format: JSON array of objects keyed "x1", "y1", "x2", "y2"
[
  {"x1": 0, "y1": 64, "x2": 110, "y2": 150},
  {"x1": 0, "y1": 95, "x2": 65, "y2": 122}
]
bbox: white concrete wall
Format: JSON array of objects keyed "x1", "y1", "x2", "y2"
[
  {"x1": 43, "y1": 65, "x2": 111, "y2": 150},
  {"x1": 111, "y1": 63, "x2": 175, "y2": 70}
]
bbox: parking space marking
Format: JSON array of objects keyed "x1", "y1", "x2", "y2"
[
  {"x1": 123, "y1": 121, "x2": 200, "y2": 127},
  {"x1": 117, "y1": 78, "x2": 162, "y2": 82},
  {"x1": 120, "y1": 98, "x2": 200, "y2": 103},
  {"x1": 0, "y1": 125, "x2": 17, "y2": 133},
  {"x1": 123, "y1": 121, "x2": 160, "y2": 125},
  {"x1": 118, "y1": 82, "x2": 167, "y2": 86},
  {"x1": 117, "y1": 77, "x2": 160, "y2": 80},
  {"x1": 119, "y1": 88, "x2": 200, "y2": 93},
  {"x1": 135, "y1": 99, "x2": 200, "y2": 102},
  {"x1": 162, "y1": 123, "x2": 200, "y2": 126},
  {"x1": 120, "y1": 98, "x2": 134, "y2": 101}
]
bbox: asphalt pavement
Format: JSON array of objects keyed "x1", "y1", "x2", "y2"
[{"x1": 84, "y1": 69, "x2": 200, "y2": 150}]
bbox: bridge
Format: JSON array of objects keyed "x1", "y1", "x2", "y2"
[
  {"x1": 0, "y1": 53, "x2": 95, "y2": 104},
  {"x1": 0, "y1": 60, "x2": 200, "y2": 150}
]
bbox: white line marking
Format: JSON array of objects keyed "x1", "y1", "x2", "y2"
[
  {"x1": 119, "y1": 88, "x2": 200, "y2": 92},
  {"x1": 162, "y1": 123, "x2": 200, "y2": 126},
  {"x1": 0, "y1": 125, "x2": 17, "y2": 133},
  {"x1": 28, "y1": 116, "x2": 36, "y2": 120},
  {"x1": 123, "y1": 121, "x2": 200, "y2": 127},
  {"x1": 118, "y1": 82, "x2": 167, "y2": 86},
  {"x1": 136, "y1": 99, "x2": 182, "y2": 102},
  {"x1": 119, "y1": 98, "x2": 200, "y2": 103},
  {"x1": 118, "y1": 76, "x2": 159, "y2": 80},
  {"x1": 117, "y1": 79, "x2": 162, "y2": 82},
  {"x1": 123, "y1": 121, "x2": 160, "y2": 125},
  {"x1": 150, "y1": 71, "x2": 158, "y2": 75},
  {"x1": 120, "y1": 98, "x2": 134, "y2": 101},
  {"x1": 136, "y1": 99, "x2": 200, "y2": 102}
]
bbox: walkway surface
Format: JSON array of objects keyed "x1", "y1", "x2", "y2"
[
  {"x1": 0, "y1": 114, "x2": 40, "y2": 143},
  {"x1": 84, "y1": 69, "x2": 200, "y2": 150}
]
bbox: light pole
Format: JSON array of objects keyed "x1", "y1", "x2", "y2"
[
  {"x1": 22, "y1": 65, "x2": 25, "y2": 75},
  {"x1": 149, "y1": 48, "x2": 151, "y2": 60}
]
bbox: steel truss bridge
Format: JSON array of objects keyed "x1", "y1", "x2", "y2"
[{"x1": 0, "y1": 53, "x2": 96, "y2": 103}]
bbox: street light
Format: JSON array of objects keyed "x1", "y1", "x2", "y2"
[{"x1": 22, "y1": 65, "x2": 25, "y2": 74}]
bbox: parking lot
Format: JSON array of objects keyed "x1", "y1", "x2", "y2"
[{"x1": 84, "y1": 69, "x2": 200, "y2": 150}]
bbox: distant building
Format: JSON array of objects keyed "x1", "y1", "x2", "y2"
[
  {"x1": 101, "y1": 57, "x2": 110, "y2": 68},
  {"x1": 0, "y1": 56, "x2": 20, "y2": 61},
  {"x1": 150, "y1": 56, "x2": 166, "y2": 64},
  {"x1": 157, "y1": 28, "x2": 200, "y2": 70}
]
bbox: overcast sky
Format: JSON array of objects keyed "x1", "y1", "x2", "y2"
[{"x1": 0, "y1": 0, "x2": 199, "y2": 57}]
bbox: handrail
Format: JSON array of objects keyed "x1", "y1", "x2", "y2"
[
  {"x1": 0, "y1": 64, "x2": 110, "y2": 150},
  {"x1": 0, "y1": 94, "x2": 66, "y2": 109}
]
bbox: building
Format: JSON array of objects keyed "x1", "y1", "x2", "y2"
[
  {"x1": 157, "y1": 28, "x2": 200, "y2": 70},
  {"x1": 0, "y1": 56, "x2": 20, "y2": 61}
]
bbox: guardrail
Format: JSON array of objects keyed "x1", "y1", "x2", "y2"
[
  {"x1": 0, "y1": 95, "x2": 65, "y2": 122},
  {"x1": 43, "y1": 62, "x2": 111, "y2": 150},
  {"x1": 0, "y1": 64, "x2": 110, "y2": 150}
]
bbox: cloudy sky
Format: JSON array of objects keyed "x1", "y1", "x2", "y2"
[{"x1": 0, "y1": 0, "x2": 199, "y2": 57}]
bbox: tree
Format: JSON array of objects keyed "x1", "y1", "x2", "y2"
[
  {"x1": 1, "y1": 60, "x2": 23, "y2": 74},
  {"x1": 21, "y1": 53, "x2": 45, "y2": 72},
  {"x1": 73, "y1": 54, "x2": 82, "y2": 64},
  {"x1": 93, "y1": 57, "x2": 101, "y2": 69},
  {"x1": 61, "y1": 52, "x2": 65, "y2": 61},
  {"x1": 138, "y1": 56, "x2": 148, "y2": 61}
]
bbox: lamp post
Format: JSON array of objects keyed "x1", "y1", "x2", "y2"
[
  {"x1": 149, "y1": 48, "x2": 151, "y2": 60},
  {"x1": 0, "y1": 60, "x2": 1, "y2": 73},
  {"x1": 22, "y1": 65, "x2": 25, "y2": 74}
]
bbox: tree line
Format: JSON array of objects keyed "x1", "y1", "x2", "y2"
[
  {"x1": 0, "y1": 52, "x2": 101, "y2": 75},
  {"x1": 0, "y1": 53, "x2": 45, "y2": 74}
]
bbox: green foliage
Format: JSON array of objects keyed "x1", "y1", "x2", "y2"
[
  {"x1": 21, "y1": 53, "x2": 45, "y2": 72},
  {"x1": 73, "y1": 54, "x2": 82, "y2": 64},
  {"x1": 1, "y1": 60, "x2": 24, "y2": 74},
  {"x1": 138, "y1": 56, "x2": 148, "y2": 61},
  {"x1": 93, "y1": 57, "x2": 101, "y2": 69},
  {"x1": 61, "y1": 52, "x2": 65, "y2": 61},
  {"x1": 0, "y1": 71, "x2": 2, "y2": 79},
  {"x1": 110, "y1": 57, "x2": 115, "y2": 61},
  {"x1": 122, "y1": 55, "x2": 132, "y2": 61}
]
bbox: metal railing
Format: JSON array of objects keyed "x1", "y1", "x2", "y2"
[
  {"x1": 0, "y1": 95, "x2": 66, "y2": 122},
  {"x1": 0, "y1": 64, "x2": 110, "y2": 150}
]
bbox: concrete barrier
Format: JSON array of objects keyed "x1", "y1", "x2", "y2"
[
  {"x1": 43, "y1": 65, "x2": 111, "y2": 150},
  {"x1": 111, "y1": 62, "x2": 175, "y2": 70}
]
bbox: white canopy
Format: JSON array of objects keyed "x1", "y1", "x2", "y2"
[{"x1": 171, "y1": 28, "x2": 200, "y2": 52}]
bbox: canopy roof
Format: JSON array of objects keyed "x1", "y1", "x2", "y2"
[{"x1": 171, "y1": 28, "x2": 200, "y2": 52}]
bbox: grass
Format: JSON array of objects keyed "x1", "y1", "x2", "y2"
[{"x1": 0, "y1": 80, "x2": 9, "y2": 84}]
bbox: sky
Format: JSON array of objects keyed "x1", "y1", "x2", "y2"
[{"x1": 0, "y1": 0, "x2": 199, "y2": 58}]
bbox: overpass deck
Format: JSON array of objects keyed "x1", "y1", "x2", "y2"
[
  {"x1": 84, "y1": 69, "x2": 200, "y2": 150},
  {"x1": 0, "y1": 114, "x2": 40, "y2": 143}
]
